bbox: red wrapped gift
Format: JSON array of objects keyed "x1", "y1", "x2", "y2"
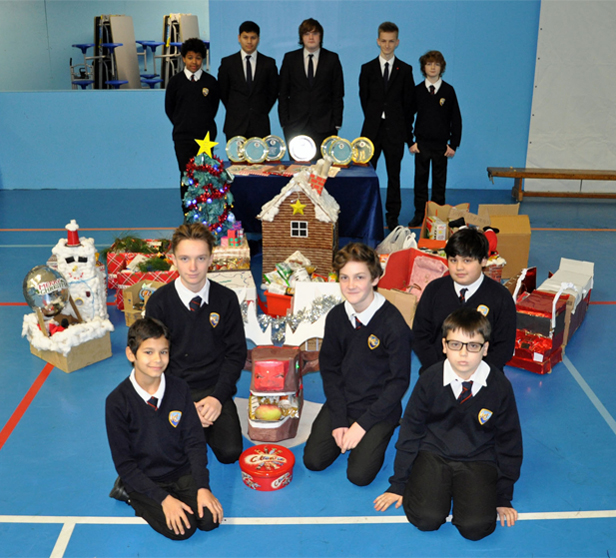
[
  {"x1": 239, "y1": 444, "x2": 295, "y2": 491},
  {"x1": 512, "y1": 330, "x2": 559, "y2": 362},
  {"x1": 515, "y1": 290, "x2": 568, "y2": 347},
  {"x1": 116, "y1": 270, "x2": 178, "y2": 310},
  {"x1": 508, "y1": 345, "x2": 563, "y2": 375}
]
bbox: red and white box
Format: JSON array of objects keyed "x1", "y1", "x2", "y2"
[{"x1": 239, "y1": 444, "x2": 295, "y2": 491}]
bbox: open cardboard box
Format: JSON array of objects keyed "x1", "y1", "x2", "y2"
[
  {"x1": 478, "y1": 204, "x2": 531, "y2": 280},
  {"x1": 124, "y1": 280, "x2": 165, "y2": 327},
  {"x1": 378, "y1": 247, "x2": 448, "y2": 328},
  {"x1": 30, "y1": 332, "x2": 112, "y2": 374},
  {"x1": 418, "y1": 202, "x2": 472, "y2": 250}
]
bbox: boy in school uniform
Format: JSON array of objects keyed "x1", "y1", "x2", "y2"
[
  {"x1": 359, "y1": 21, "x2": 415, "y2": 231},
  {"x1": 374, "y1": 307, "x2": 523, "y2": 541},
  {"x1": 408, "y1": 50, "x2": 462, "y2": 227},
  {"x1": 106, "y1": 317, "x2": 223, "y2": 540},
  {"x1": 146, "y1": 223, "x2": 247, "y2": 464},
  {"x1": 165, "y1": 38, "x2": 220, "y2": 210},
  {"x1": 218, "y1": 21, "x2": 279, "y2": 141},
  {"x1": 412, "y1": 227, "x2": 516, "y2": 374},
  {"x1": 303, "y1": 243, "x2": 412, "y2": 486}
]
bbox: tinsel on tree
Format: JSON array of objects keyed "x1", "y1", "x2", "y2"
[{"x1": 182, "y1": 153, "x2": 236, "y2": 240}]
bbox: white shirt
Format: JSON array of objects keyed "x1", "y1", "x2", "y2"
[
  {"x1": 241, "y1": 50, "x2": 257, "y2": 80},
  {"x1": 443, "y1": 359, "x2": 490, "y2": 399},
  {"x1": 304, "y1": 48, "x2": 320, "y2": 76},
  {"x1": 425, "y1": 78, "x2": 442, "y2": 94},
  {"x1": 174, "y1": 277, "x2": 211, "y2": 311},
  {"x1": 379, "y1": 55, "x2": 396, "y2": 77},
  {"x1": 344, "y1": 291, "x2": 386, "y2": 328},
  {"x1": 184, "y1": 68, "x2": 204, "y2": 81},
  {"x1": 453, "y1": 273, "x2": 484, "y2": 301},
  {"x1": 130, "y1": 369, "x2": 166, "y2": 406}
]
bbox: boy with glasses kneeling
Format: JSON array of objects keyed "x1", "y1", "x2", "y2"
[{"x1": 374, "y1": 307, "x2": 523, "y2": 541}]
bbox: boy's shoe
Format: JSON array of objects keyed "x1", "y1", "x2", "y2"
[
  {"x1": 408, "y1": 215, "x2": 424, "y2": 228},
  {"x1": 109, "y1": 476, "x2": 130, "y2": 503}
]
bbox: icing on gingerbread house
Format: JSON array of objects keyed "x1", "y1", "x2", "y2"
[{"x1": 257, "y1": 161, "x2": 340, "y2": 275}]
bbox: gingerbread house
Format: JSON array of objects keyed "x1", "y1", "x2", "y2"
[{"x1": 257, "y1": 165, "x2": 340, "y2": 275}]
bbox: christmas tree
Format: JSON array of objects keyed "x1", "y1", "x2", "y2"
[{"x1": 182, "y1": 153, "x2": 236, "y2": 240}]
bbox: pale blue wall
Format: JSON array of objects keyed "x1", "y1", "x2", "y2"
[{"x1": 0, "y1": 1, "x2": 540, "y2": 190}]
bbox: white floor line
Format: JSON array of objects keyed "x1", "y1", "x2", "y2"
[
  {"x1": 49, "y1": 523, "x2": 75, "y2": 558},
  {"x1": 1, "y1": 509, "x2": 615, "y2": 526},
  {"x1": 562, "y1": 353, "x2": 616, "y2": 436}
]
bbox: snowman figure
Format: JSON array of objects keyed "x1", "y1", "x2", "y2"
[{"x1": 52, "y1": 220, "x2": 108, "y2": 322}]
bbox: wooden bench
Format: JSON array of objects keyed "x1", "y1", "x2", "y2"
[{"x1": 487, "y1": 167, "x2": 616, "y2": 201}]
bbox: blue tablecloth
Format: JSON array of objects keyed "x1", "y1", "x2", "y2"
[{"x1": 227, "y1": 163, "x2": 384, "y2": 244}]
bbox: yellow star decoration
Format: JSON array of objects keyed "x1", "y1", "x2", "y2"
[
  {"x1": 290, "y1": 199, "x2": 306, "y2": 215},
  {"x1": 195, "y1": 132, "x2": 218, "y2": 157}
]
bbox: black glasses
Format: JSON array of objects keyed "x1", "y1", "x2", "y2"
[{"x1": 445, "y1": 340, "x2": 485, "y2": 353}]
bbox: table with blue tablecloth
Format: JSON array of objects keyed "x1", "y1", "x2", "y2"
[{"x1": 227, "y1": 164, "x2": 384, "y2": 245}]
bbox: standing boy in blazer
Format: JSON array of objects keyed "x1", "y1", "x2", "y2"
[
  {"x1": 278, "y1": 18, "x2": 344, "y2": 152},
  {"x1": 359, "y1": 22, "x2": 415, "y2": 231},
  {"x1": 218, "y1": 21, "x2": 279, "y2": 141}
]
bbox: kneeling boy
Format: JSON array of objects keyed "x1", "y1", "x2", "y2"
[
  {"x1": 374, "y1": 308, "x2": 522, "y2": 541},
  {"x1": 105, "y1": 318, "x2": 223, "y2": 540},
  {"x1": 303, "y1": 243, "x2": 412, "y2": 486},
  {"x1": 412, "y1": 227, "x2": 516, "y2": 374}
]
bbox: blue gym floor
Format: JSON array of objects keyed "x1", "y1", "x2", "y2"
[{"x1": 1, "y1": 187, "x2": 615, "y2": 557}]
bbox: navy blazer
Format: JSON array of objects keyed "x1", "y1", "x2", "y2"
[
  {"x1": 218, "y1": 51, "x2": 279, "y2": 138},
  {"x1": 278, "y1": 48, "x2": 344, "y2": 135},
  {"x1": 359, "y1": 56, "x2": 415, "y2": 146}
]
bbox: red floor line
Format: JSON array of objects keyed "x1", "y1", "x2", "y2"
[
  {"x1": 589, "y1": 301, "x2": 616, "y2": 305},
  {"x1": 1, "y1": 227, "x2": 175, "y2": 232},
  {"x1": 0, "y1": 363, "x2": 54, "y2": 451}
]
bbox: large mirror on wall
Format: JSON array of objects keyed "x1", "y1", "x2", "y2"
[{"x1": 0, "y1": 1, "x2": 209, "y2": 91}]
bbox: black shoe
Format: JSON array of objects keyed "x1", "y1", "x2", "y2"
[
  {"x1": 109, "y1": 476, "x2": 130, "y2": 503},
  {"x1": 408, "y1": 215, "x2": 424, "y2": 228}
]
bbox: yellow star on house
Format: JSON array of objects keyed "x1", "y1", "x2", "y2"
[
  {"x1": 195, "y1": 132, "x2": 218, "y2": 157},
  {"x1": 290, "y1": 199, "x2": 306, "y2": 215}
]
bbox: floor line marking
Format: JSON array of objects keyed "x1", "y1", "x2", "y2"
[
  {"x1": 563, "y1": 354, "x2": 616, "y2": 437},
  {"x1": 1, "y1": 510, "x2": 615, "y2": 526},
  {"x1": 50, "y1": 522, "x2": 75, "y2": 558},
  {"x1": 0, "y1": 363, "x2": 54, "y2": 450}
]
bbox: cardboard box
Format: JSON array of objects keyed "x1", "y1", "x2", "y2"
[
  {"x1": 418, "y1": 202, "x2": 471, "y2": 250},
  {"x1": 535, "y1": 257, "x2": 594, "y2": 345},
  {"x1": 378, "y1": 288, "x2": 417, "y2": 329},
  {"x1": 425, "y1": 216, "x2": 447, "y2": 241},
  {"x1": 378, "y1": 247, "x2": 448, "y2": 328},
  {"x1": 116, "y1": 270, "x2": 179, "y2": 310},
  {"x1": 29, "y1": 332, "x2": 112, "y2": 373},
  {"x1": 209, "y1": 270, "x2": 257, "y2": 306},
  {"x1": 123, "y1": 280, "x2": 165, "y2": 327},
  {"x1": 478, "y1": 204, "x2": 531, "y2": 280}
]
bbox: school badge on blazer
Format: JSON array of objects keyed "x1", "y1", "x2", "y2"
[
  {"x1": 439, "y1": 98, "x2": 445, "y2": 106},
  {"x1": 367, "y1": 334, "x2": 380, "y2": 350},
  {"x1": 478, "y1": 409, "x2": 493, "y2": 425},
  {"x1": 210, "y1": 312, "x2": 220, "y2": 327},
  {"x1": 476, "y1": 304, "x2": 490, "y2": 316},
  {"x1": 202, "y1": 88, "x2": 209, "y2": 97},
  {"x1": 169, "y1": 411, "x2": 182, "y2": 427}
]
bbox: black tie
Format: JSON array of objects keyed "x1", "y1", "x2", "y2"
[
  {"x1": 246, "y1": 55, "x2": 253, "y2": 90},
  {"x1": 383, "y1": 62, "x2": 390, "y2": 89},
  {"x1": 147, "y1": 396, "x2": 158, "y2": 411},
  {"x1": 191, "y1": 74, "x2": 195, "y2": 82},
  {"x1": 429, "y1": 84, "x2": 435, "y2": 95},
  {"x1": 355, "y1": 317, "x2": 363, "y2": 330},
  {"x1": 307, "y1": 54, "x2": 314, "y2": 86},
  {"x1": 458, "y1": 381, "x2": 473, "y2": 404},
  {"x1": 459, "y1": 288, "x2": 468, "y2": 303},
  {"x1": 190, "y1": 295, "x2": 202, "y2": 312}
]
